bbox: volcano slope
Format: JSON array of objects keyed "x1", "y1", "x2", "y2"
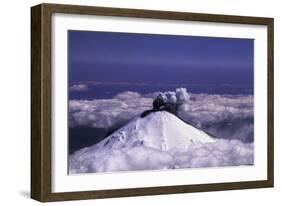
[{"x1": 69, "y1": 111, "x2": 253, "y2": 173}]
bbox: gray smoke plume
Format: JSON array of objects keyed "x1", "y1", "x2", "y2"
[{"x1": 152, "y1": 88, "x2": 190, "y2": 114}]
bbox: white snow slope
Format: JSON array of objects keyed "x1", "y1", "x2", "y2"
[{"x1": 69, "y1": 111, "x2": 253, "y2": 173}]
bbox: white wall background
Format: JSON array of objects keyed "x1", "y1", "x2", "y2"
[{"x1": 0, "y1": 0, "x2": 279, "y2": 205}]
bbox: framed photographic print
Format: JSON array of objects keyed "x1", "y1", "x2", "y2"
[{"x1": 31, "y1": 3, "x2": 274, "y2": 202}]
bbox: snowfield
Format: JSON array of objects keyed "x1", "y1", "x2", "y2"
[{"x1": 69, "y1": 111, "x2": 253, "y2": 173}]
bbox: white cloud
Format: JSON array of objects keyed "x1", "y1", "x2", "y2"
[
  {"x1": 114, "y1": 91, "x2": 142, "y2": 100},
  {"x1": 178, "y1": 93, "x2": 253, "y2": 142},
  {"x1": 69, "y1": 89, "x2": 253, "y2": 142},
  {"x1": 179, "y1": 93, "x2": 253, "y2": 124},
  {"x1": 69, "y1": 139, "x2": 253, "y2": 173},
  {"x1": 69, "y1": 92, "x2": 152, "y2": 128},
  {"x1": 70, "y1": 84, "x2": 89, "y2": 92}
]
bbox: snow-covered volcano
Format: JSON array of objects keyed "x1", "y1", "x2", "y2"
[
  {"x1": 69, "y1": 111, "x2": 253, "y2": 173},
  {"x1": 93, "y1": 111, "x2": 215, "y2": 152}
]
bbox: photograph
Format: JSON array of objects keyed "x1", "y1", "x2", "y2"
[{"x1": 68, "y1": 30, "x2": 254, "y2": 174}]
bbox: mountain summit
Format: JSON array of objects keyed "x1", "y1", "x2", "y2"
[{"x1": 95, "y1": 111, "x2": 215, "y2": 152}]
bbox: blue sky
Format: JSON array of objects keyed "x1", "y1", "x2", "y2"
[{"x1": 68, "y1": 30, "x2": 254, "y2": 97}]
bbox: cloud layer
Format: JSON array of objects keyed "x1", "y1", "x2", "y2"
[
  {"x1": 69, "y1": 90, "x2": 253, "y2": 143},
  {"x1": 179, "y1": 93, "x2": 253, "y2": 142},
  {"x1": 70, "y1": 84, "x2": 89, "y2": 92},
  {"x1": 69, "y1": 139, "x2": 253, "y2": 173},
  {"x1": 69, "y1": 91, "x2": 152, "y2": 128}
]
